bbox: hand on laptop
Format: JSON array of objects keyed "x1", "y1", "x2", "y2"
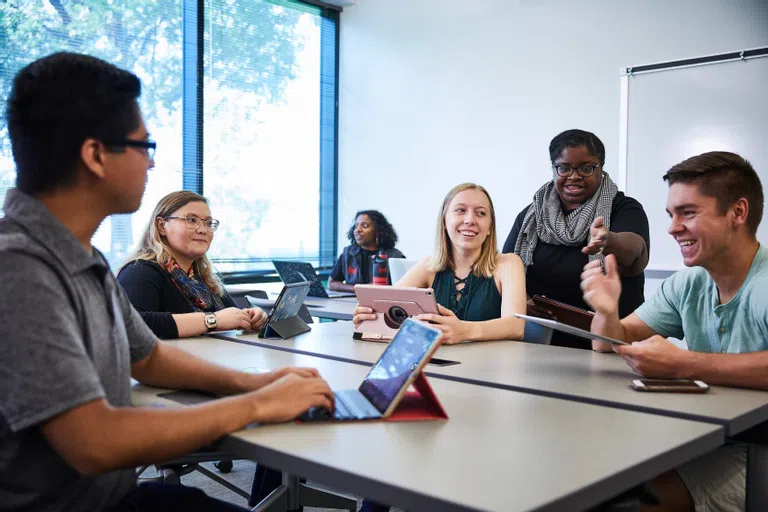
[
  {"x1": 580, "y1": 254, "x2": 622, "y2": 316},
  {"x1": 352, "y1": 305, "x2": 376, "y2": 328},
  {"x1": 214, "y1": 307, "x2": 252, "y2": 331},
  {"x1": 417, "y1": 304, "x2": 467, "y2": 345},
  {"x1": 239, "y1": 366, "x2": 322, "y2": 393},
  {"x1": 249, "y1": 373, "x2": 335, "y2": 423},
  {"x1": 264, "y1": 366, "x2": 321, "y2": 383},
  {"x1": 244, "y1": 307, "x2": 268, "y2": 331}
]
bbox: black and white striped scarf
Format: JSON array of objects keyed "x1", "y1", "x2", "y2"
[{"x1": 514, "y1": 172, "x2": 618, "y2": 272}]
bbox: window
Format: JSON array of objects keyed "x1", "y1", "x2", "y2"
[
  {"x1": 0, "y1": 0, "x2": 184, "y2": 267},
  {"x1": 203, "y1": 0, "x2": 337, "y2": 274},
  {"x1": 0, "y1": 0, "x2": 338, "y2": 275}
]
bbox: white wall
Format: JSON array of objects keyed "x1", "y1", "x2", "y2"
[{"x1": 337, "y1": 0, "x2": 768, "y2": 271}]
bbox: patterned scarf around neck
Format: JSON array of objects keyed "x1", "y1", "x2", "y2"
[
  {"x1": 514, "y1": 171, "x2": 619, "y2": 272},
  {"x1": 163, "y1": 258, "x2": 225, "y2": 312}
]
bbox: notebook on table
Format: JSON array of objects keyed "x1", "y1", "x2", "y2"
[{"x1": 531, "y1": 295, "x2": 595, "y2": 331}]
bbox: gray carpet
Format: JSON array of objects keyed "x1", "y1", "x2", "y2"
[{"x1": 138, "y1": 460, "x2": 404, "y2": 511}]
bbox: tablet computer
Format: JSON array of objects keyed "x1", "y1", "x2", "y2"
[
  {"x1": 354, "y1": 284, "x2": 439, "y2": 338},
  {"x1": 513, "y1": 313, "x2": 629, "y2": 346},
  {"x1": 258, "y1": 282, "x2": 311, "y2": 339},
  {"x1": 299, "y1": 318, "x2": 444, "y2": 421}
]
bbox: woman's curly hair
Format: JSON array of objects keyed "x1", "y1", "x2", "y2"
[{"x1": 346, "y1": 210, "x2": 398, "y2": 250}]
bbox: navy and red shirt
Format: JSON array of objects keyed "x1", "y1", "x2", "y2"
[{"x1": 330, "y1": 244, "x2": 405, "y2": 285}]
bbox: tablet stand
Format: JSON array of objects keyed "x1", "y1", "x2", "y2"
[
  {"x1": 386, "y1": 372, "x2": 448, "y2": 421},
  {"x1": 262, "y1": 315, "x2": 311, "y2": 339}
]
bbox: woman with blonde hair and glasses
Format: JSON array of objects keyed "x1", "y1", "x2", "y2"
[
  {"x1": 118, "y1": 190, "x2": 267, "y2": 339},
  {"x1": 353, "y1": 183, "x2": 527, "y2": 344}
]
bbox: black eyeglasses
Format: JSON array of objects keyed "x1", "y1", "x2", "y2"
[
  {"x1": 165, "y1": 215, "x2": 220, "y2": 232},
  {"x1": 104, "y1": 139, "x2": 156, "y2": 159},
  {"x1": 553, "y1": 164, "x2": 599, "y2": 178}
]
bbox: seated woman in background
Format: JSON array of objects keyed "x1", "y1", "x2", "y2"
[
  {"x1": 502, "y1": 129, "x2": 649, "y2": 349},
  {"x1": 328, "y1": 209, "x2": 405, "y2": 292},
  {"x1": 118, "y1": 190, "x2": 279, "y2": 507},
  {"x1": 354, "y1": 183, "x2": 527, "y2": 344},
  {"x1": 117, "y1": 190, "x2": 267, "y2": 338}
]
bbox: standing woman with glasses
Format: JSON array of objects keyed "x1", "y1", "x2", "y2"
[
  {"x1": 118, "y1": 190, "x2": 267, "y2": 338},
  {"x1": 502, "y1": 129, "x2": 650, "y2": 349}
]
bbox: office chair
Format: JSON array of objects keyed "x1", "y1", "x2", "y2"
[
  {"x1": 252, "y1": 473, "x2": 356, "y2": 512},
  {"x1": 230, "y1": 289, "x2": 269, "y2": 308},
  {"x1": 137, "y1": 449, "x2": 248, "y2": 501}
]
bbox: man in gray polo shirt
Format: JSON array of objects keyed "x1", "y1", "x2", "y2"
[
  {"x1": 0, "y1": 53, "x2": 334, "y2": 511},
  {"x1": 582, "y1": 151, "x2": 767, "y2": 511}
]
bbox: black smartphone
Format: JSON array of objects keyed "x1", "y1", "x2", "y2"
[{"x1": 631, "y1": 379, "x2": 710, "y2": 393}]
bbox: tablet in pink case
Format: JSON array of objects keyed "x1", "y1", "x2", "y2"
[{"x1": 354, "y1": 284, "x2": 439, "y2": 337}]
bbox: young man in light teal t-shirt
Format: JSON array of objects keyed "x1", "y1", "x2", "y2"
[{"x1": 581, "y1": 151, "x2": 766, "y2": 512}]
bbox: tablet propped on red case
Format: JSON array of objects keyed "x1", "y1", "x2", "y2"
[{"x1": 385, "y1": 372, "x2": 448, "y2": 421}]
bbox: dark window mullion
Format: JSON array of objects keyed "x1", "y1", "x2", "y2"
[
  {"x1": 182, "y1": 0, "x2": 203, "y2": 194},
  {"x1": 318, "y1": 9, "x2": 339, "y2": 269}
]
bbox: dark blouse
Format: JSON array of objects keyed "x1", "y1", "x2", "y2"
[
  {"x1": 117, "y1": 259, "x2": 236, "y2": 339},
  {"x1": 431, "y1": 269, "x2": 502, "y2": 321},
  {"x1": 502, "y1": 192, "x2": 650, "y2": 349}
]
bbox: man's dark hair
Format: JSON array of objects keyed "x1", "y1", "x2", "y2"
[
  {"x1": 549, "y1": 129, "x2": 606, "y2": 166},
  {"x1": 346, "y1": 210, "x2": 399, "y2": 250},
  {"x1": 664, "y1": 151, "x2": 764, "y2": 236},
  {"x1": 5, "y1": 52, "x2": 142, "y2": 195}
]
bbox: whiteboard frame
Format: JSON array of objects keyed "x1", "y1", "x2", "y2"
[
  {"x1": 618, "y1": 46, "x2": 768, "y2": 273},
  {"x1": 618, "y1": 46, "x2": 768, "y2": 198}
]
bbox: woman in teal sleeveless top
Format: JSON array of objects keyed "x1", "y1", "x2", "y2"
[
  {"x1": 431, "y1": 267, "x2": 502, "y2": 322},
  {"x1": 353, "y1": 183, "x2": 526, "y2": 344}
]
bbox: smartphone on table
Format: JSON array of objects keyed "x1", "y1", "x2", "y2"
[{"x1": 631, "y1": 379, "x2": 710, "y2": 393}]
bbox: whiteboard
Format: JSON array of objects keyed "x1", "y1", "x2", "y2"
[{"x1": 620, "y1": 51, "x2": 768, "y2": 271}]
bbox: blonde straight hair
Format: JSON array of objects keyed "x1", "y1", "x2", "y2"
[
  {"x1": 122, "y1": 190, "x2": 224, "y2": 296},
  {"x1": 428, "y1": 183, "x2": 499, "y2": 279}
]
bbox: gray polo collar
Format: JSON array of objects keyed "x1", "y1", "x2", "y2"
[{"x1": 2, "y1": 188, "x2": 108, "y2": 275}]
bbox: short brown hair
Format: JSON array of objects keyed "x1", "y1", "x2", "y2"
[{"x1": 664, "y1": 151, "x2": 763, "y2": 236}]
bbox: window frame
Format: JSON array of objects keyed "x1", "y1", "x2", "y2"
[{"x1": 182, "y1": 0, "x2": 339, "y2": 283}]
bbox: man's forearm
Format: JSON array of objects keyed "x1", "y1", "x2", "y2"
[
  {"x1": 591, "y1": 312, "x2": 626, "y2": 351},
  {"x1": 327, "y1": 279, "x2": 354, "y2": 292},
  {"x1": 682, "y1": 351, "x2": 768, "y2": 390},
  {"x1": 132, "y1": 343, "x2": 268, "y2": 395},
  {"x1": 49, "y1": 395, "x2": 259, "y2": 476}
]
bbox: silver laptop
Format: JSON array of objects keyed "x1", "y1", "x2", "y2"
[
  {"x1": 388, "y1": 258, "x2": 417, "y2": 284},
  {"x1": 514, "y1": 314, "x2": 629, "y2": 346}
]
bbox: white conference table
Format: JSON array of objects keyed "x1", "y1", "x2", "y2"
[
  {"x1": 213, "y1": 322, "x2": 768, "y2": 436},
  {"x1": 136, "y1": 337, "x2": 723, "y2": 512}
]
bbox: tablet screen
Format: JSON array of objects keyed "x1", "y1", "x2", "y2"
[
  {"x1": 270, "y1": 283, "x2": 310, "y2": 322},
  {"x1": 358, "y1": 319, "x2": 441, "y2": 413}
]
